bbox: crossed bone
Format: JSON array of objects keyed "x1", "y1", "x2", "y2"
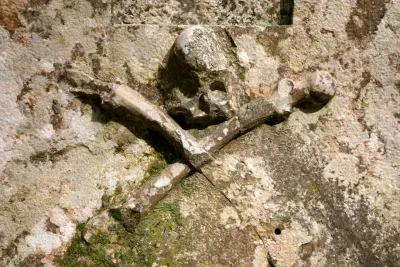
[{"x1": 65, "y1": 65, "x2": 336, "y2": 226}]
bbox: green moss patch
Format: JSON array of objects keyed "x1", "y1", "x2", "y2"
[
  {"x1": 101, "y1": 184, "x2": 124, "y2": 207},
  {"x1": 140, "y1": 153, "x2": 168, "y2": 186},
  {"x1": 130, "y1": 201, "x2": 182, "y2": 266},
  {"x1": 309, "y1": 182, "x2": 320, "y2": 193},
  {"x1": 57, "y1": 226, "x2": 115, "y2": 267},
  {"x1": 58, "y1": 201, "x2": 183, "y2": 267},
  {"x1": 179, "y1": 177, "x2": 198, "y2": 196}
]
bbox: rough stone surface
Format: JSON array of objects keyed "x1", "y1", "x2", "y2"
[
  {"x1": 0, "y1": 0, "x2": 399, "y2": 266},
  {"x1": 202, "y1": 125, "x2": 400, "y2": 266},
  {"x1": 112, "y1": 0, "x2": 282, "y2": 26}
]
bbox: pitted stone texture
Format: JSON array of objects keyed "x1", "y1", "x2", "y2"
[
  {"x1": 202, "y1": 125, "x2": 400, "y2": 266},
  {"x1": 112, "y1": 0, "x2": 281, "y2": 26},
  {"x1": 159, "y1": 26, "x2": 248, "y2": 128}
]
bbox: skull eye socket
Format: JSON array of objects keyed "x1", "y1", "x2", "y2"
[
  {"x1": 209, "y1": 81, "x2": 227, "y2": 93},
  {"x1": 180, "y1": 79, "x2": 199, "y2": 98}
]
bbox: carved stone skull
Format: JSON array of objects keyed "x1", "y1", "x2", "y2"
[{"x1": 159, "y1": 26, "x2": 248, "y2": 128}]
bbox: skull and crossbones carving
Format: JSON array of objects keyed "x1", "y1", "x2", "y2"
[{"x1": 65, "y1": 26, "x2": 337, "y2": 221}]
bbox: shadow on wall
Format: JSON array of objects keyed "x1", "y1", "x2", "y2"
[{"x1": 280, "y1": 0, "x2": 294, "y2": 25}]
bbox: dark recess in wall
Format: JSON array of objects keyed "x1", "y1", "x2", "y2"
[{"x1": 280, "y1": 0, "x2": 294, "y2": 25}]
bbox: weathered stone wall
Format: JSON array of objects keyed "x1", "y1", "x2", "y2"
[
  {"x1": 112, "y1": 0, "x2": 281, "y2": 26},
  {"x1": 0, "y1": 0, "x2": 399, "y2": 266}
]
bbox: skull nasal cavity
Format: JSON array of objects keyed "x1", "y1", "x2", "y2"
[
  {"x1": 199, "y1": 95, "x2": 210, "y2": 113},
  {"x1": 210, "y1": 81, "x2": 227, "y2": 93}
]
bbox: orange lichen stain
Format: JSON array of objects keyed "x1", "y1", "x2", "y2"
[
  {"x1": 246, "y1": 86, "x2": 272, "y2": 99},
  {"x1": 0, "y1": 0, "x2": 29, "y2": 44}
]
